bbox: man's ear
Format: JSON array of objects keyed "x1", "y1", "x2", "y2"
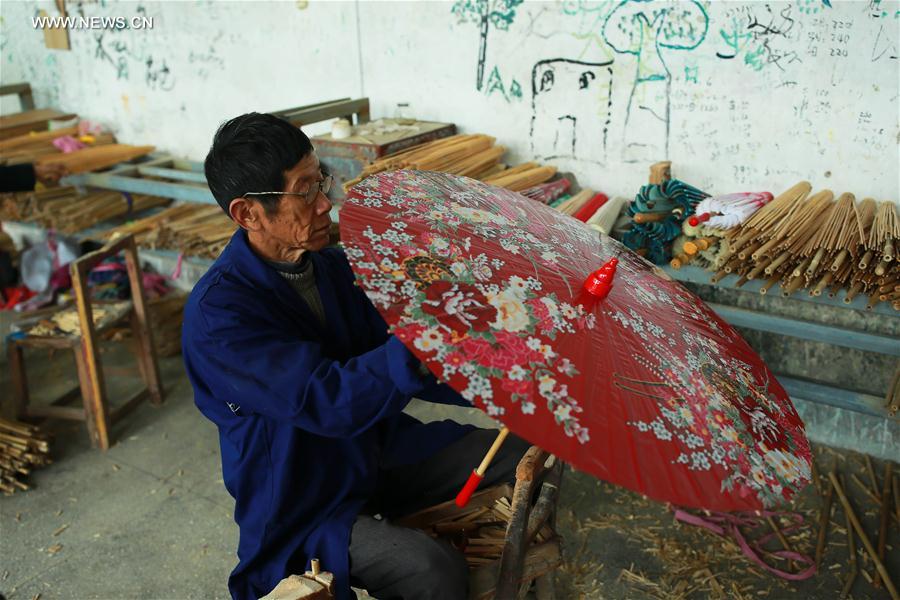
[{"x1": 229, "y1": 198, "x2": 263, "y2": 231}]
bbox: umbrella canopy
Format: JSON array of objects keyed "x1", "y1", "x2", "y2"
[{"x1": 340, "y1": 170, "x2": 812, "y2": 512}]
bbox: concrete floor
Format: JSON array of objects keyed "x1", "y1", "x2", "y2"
[{"x1": 1, "y1": 347, "x2": 897, "y2": 599}]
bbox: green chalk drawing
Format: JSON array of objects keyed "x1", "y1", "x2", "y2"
[
  {"x1": 744, "y1": 45, "x2": 766, "y2": 71},
  {"x1": 796, "y1": 0, "x2": 820, "y2": 15},
  {"x1": 452, "y1": 0, "x2": 523, "y2": 91},
  {"x1": 603, "y1": 0, "x2": 709, "y2": 161},
  {"x1": 510, "y1": 79, "x2": 523, "y2": 99},
  {"x1": 484, "y1": 65, "x2": 523, "y2": 102},
  {"x1": 485, "y1": 65, "x2": 507, "y2": 99},
  {"x1": 684, "y1": 65, "x2": 699, "y2": 83}
]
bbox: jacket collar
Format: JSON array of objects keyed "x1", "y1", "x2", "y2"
[{"x1": 224, "y1": 228, "x2": 337, "y2": 341}]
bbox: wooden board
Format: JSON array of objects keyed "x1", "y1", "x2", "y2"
[{"x1": 0, "y1": 109, "x2": 77, "y2": 140}]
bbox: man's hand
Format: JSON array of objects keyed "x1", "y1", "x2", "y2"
[{"x1": 33, "y1": 162, "x2": 68, "y2": 186}]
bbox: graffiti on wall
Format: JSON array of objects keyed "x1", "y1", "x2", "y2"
[
  {"x1": 452, "y1": 0, "x2": 524, "y2": 91},
  {"x1": 602, "y1": 0, "x2": 708, "y2": 162},
  {"x1": 530, "y1": 58, "x2": 613, "y2": 161}
]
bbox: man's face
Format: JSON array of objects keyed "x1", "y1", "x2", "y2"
[{"x1": 257, "y1": 152, "x2": 333, "y2": 252}]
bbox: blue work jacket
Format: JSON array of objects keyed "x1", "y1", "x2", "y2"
[{"x1": 183, "y1": 229, "x2": 472, "y2": 599}]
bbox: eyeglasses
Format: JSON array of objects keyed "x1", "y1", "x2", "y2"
[{"x1": 242, "y1": 174, "x2": 333, "y2": 206}]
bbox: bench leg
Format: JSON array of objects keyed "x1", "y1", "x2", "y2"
[
  {"x1": 74, "y1": 344, "x2": 109, "y2": 449},
  {"x1": 8, "y1": 342, "x2": 29, "y2": 418}
]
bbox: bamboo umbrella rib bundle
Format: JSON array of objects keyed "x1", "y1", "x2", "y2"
[
  {"x1": 0, "y1": 418, "x2": 51, "y2": 495},
  {"x1": 856, "y1": 199, "x2": 878, "y2": 270},
  {"x1": 37, "y1": 189, "x2": 171, "y2": 233},
  {"x1": 708, "y1": 182, "x2": 899, "y2": 309},
  {"x1": 34, "y1": 144, "x2": 155, "y2": 174},
  {"x1": 99, "y1": 203, "x2": 235, "y2": 259},
  {"x1": 869, "y1": 201, "x2": 899, "y2": 263},
  {"x1": 0, "y1": 187, "x2": 170, "y2": 233},
  {"x1": 342, "y1": 134, "x2": 555, "y2": 192},
  {"x1": 481, "y1": 165, "x2": 557, "y2": 192},
  {"x1": 0, "y1": 186, "x2": 80, "y2": 221}
]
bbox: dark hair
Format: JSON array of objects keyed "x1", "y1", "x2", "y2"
[{"x1": 204, "y1": 112, "x2": 314, "y2": 216}]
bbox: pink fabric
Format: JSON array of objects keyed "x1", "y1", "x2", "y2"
[
  {"x1": 52, "y1": 135, "x2": 86, "y2": 153},
  {"x1": 171, "y1": 252, "x2": 184, "y2": 280},
  {"x1": 673, "y1": 508, "x2": 816, "y2": 580}
]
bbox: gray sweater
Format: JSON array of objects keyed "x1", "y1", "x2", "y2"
[{"x1": 266, "y1": 254, "x2": 326, "y2": 327}]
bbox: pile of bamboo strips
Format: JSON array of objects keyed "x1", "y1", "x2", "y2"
[
  {"x1": 342, "y1": 134, "x2": 556, "y2": 193},
  {"x1": 1, "y1": 187, "x2": 73, "y2": 221},
  {"x1": 41, "y1": 189, "x2": 169, "y2": 234},
  {"x1": 0, "y1": 187, "x2": 171, "y2": 234},
  {"x1": 0, "y1": 418, "x2": 51, "y2": 495},
  {"x1": 411, "y1": 495, "x2": 552, "y2": 570},
  {"x1": 34, "y1": 143, "x2": 155, "y2": 174},
  {"x1": 694, "y1": 182, "x2": 899, "y2": 310},
  {"x1": 98, "y1": 203, "x2": 235, "y2": 259},
  {"x1": 0, "y1": 126, "x2": 115, "y2": 165}
]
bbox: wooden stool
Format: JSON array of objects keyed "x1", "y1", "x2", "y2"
[
  {"x1": 261, "y1": 447, "x2": 563, "y2": 600},
  {"x1": 398, "y1": 446, "x2": 564, "y2": 600},
  {"x1": 7, "y1": 233, "x2": 163, "y2": 449}
]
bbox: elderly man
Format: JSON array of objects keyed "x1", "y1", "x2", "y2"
[{"x1": 183, "y1": 113, "x2": 527, "y2": 600}]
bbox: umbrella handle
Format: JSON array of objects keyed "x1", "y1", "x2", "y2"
[{"x1": 455, "y1": 427, "x2": 509, "y2": 507}]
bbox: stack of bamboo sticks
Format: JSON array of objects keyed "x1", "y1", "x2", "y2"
[
  {"x1": 409, "y1": 495, "x2": 552, "y2": 570},
  {"x1": 0, "y1": 187, "x2": 69, "y2": 221},
  {"x1": 99, "y1": 203, "x2": 235, "y2": 259},
  {"x1": 0, "y1": 418, "x2": 51, "y2": 495},
  {"x1": 0, "y1": 187, "x2": 171, "y2": 234},
  {"x1": 0, "y1": 126, "x2": 116, "y2": 165},
  {"x1": 39, "y1": 189, "x2": 170, "y2": 234},
  {"x1": 342, "y1": 134, "x2": 556, "y2": 192},
  {"x1": 696, "y1": 182, "x2": 899, "y2": 310},
  {"x1": 34, "y1": 143, "x2": 155, "y2": 174}
]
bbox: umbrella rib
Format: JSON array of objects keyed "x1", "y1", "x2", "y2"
[
  {"x1": 613, "y1": 381, "x2": 667, "y2": 402},
  {"x1": 614, "y1": 374, "x2": 671, "y2": 387}
]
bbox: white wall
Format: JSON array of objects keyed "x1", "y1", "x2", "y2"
[{"x1": 1, "y1": 0, "x2": 897, "y2": 202}]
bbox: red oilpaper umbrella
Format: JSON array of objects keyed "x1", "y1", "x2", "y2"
[{"x1": 339, "y1": 170, "x2": 812, "y2": 512}]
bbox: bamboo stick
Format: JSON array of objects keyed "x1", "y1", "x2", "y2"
[
  {"x1": 759, "y1": 274, "x2": 782, "y2": 295},
  {"x1": 747, "y1": 258, "x2": 772, "y2": 280},
  {"x1": 828, "y1": 471, "x2": 899, "y2": 600},
  {"x1": 874, "y1": 462, "x2": 892, "y2": 589},
  {"x1": 811, "y1": 272, "x2": 833, "y2": 296},
  {"x1": 815, "y1": 474, "x2": 835, "y2": 569},
  {"x1": 840, "y1": 474, "x2": 858, "y2": 599},
  {"x1": 782, "y1": 275, "x2": 806, "y2": 296}
]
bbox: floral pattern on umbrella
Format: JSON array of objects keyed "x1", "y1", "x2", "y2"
[{"x1": 341, "y1": 170, "x2": 812, "y2": 510}]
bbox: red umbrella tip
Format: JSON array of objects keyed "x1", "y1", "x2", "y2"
[{"x1": 583, "y1": 258, "x2": 618, "y2": 298}]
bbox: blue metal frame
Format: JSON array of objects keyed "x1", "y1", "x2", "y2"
[
  {"x1": 664, "y1": 265, "x2": 897, "y2": 317},
  {"x1": 777, "y1": 375, "x2": 889, "y2": 418},
  {"x1": 706, "y1": 302, "x2": 900, "y2": 357}
]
